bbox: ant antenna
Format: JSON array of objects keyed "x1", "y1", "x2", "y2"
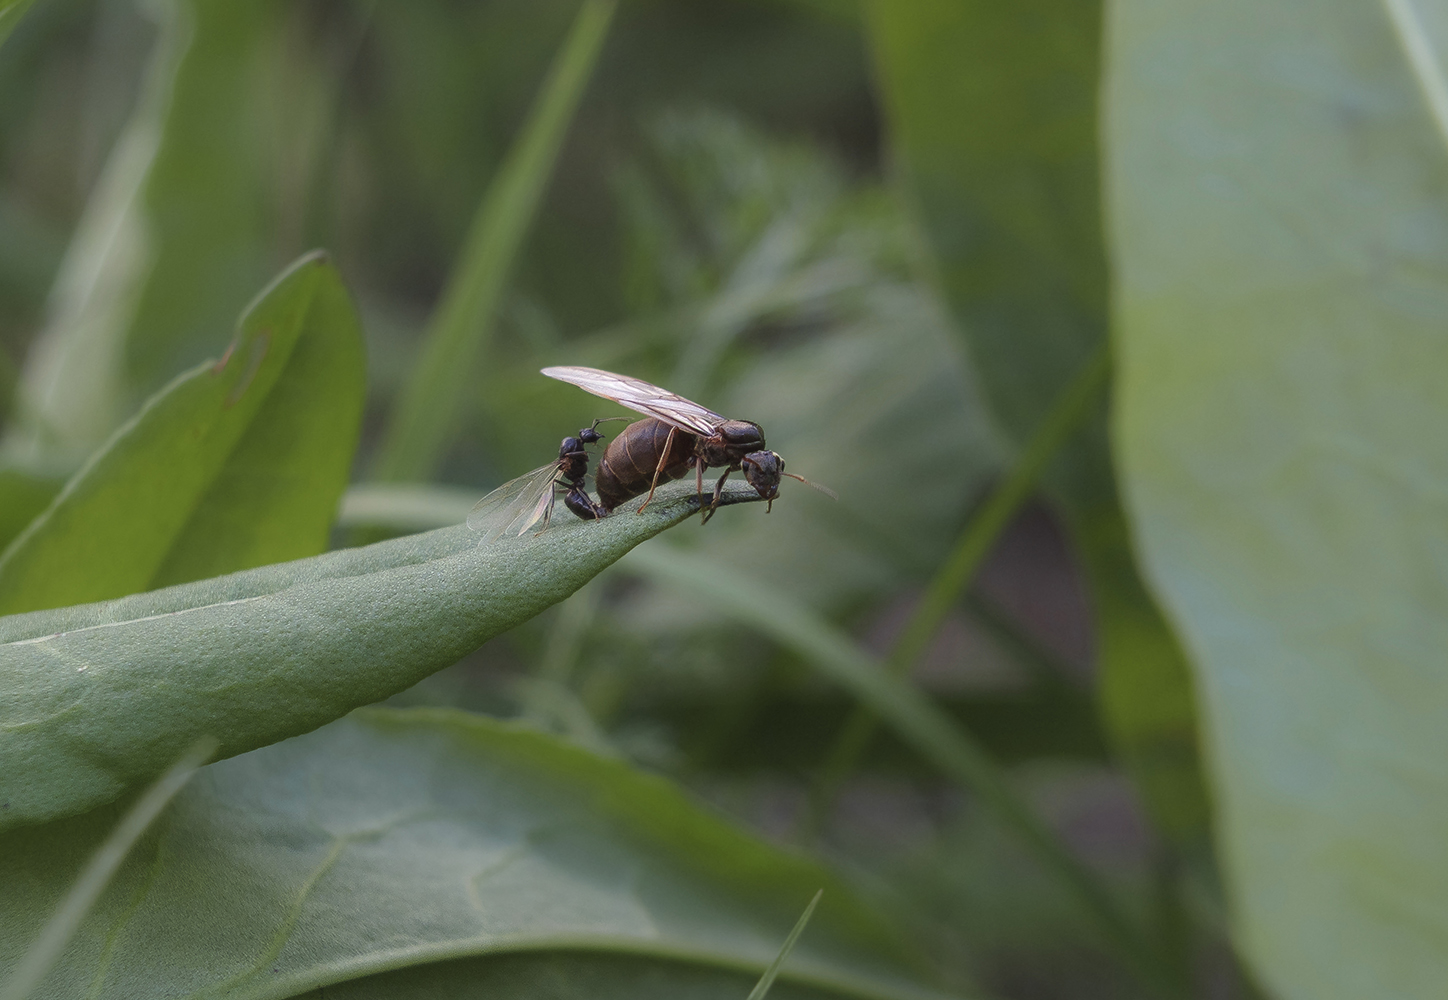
[{"x1": 783, "y1": 472, "x2": 837, "y2": 500}]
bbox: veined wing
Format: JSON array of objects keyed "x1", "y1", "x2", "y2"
[
  {"x1": 541, "y1": 366, "x2": 724, "y2": 437},
  {"x1": 467, "y1": 462, "x2": 563, "y2": 544}
]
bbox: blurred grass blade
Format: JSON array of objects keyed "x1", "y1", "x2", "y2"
[
  {"x1": 1384, "y1": 0, "x2": 1448, "y2": 149},
  {"x1": 0, "y1": 0, "x2": 37, "y2": 50},
  {"x1": 620, "y1": 544, "x2": 1174, "y2": 995},
  {"x1": 0, "y1": 737, "x2": 215, "y2": 1000},
  {"x1": 809, "y1": 342, "x2": 1109, "y2": 824},
  {"x1": 372, "y1": 0, "x2": 617, "y2": 481},
  {"x1": 866, "y1": 0, "x2": 1210, "y2": 851},
  {"x1": 745, "y1": 890, "x2": 823, "y2": 1000},
  {"x1": 0, "y1": 480, "x2": 760, "y2": 831},
  {"x1": 5, "y1": 0, "x2": 186, "y2": 460},
  {"x1": 885, "y1": 343, "x2": 1108, "y2": 673},
  {"x1": 0, "y1": 253, "x2": 366, "y2": 614},
  {"x1": 337, "y1": 482, "x2": 478, "y2": 533}
]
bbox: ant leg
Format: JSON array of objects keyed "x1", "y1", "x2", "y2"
[
  {"x1": 701, "y1": 468, "x2": 731, "y2": 525},
  {"x1": 695, "y1": 461, "x2": 705, "y2": 520},
  {"x1": 636, "y1": 426, "x2": 677, "y2": 514}
]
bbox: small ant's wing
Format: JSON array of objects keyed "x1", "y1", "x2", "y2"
[
  {"x1": 467, "y1": 463, "x2": 561, "y2": 544},
  {"x1": 541, "y1": 365, "x2": 724, "y2": 437}
]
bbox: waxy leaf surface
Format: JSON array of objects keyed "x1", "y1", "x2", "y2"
[
  {"x1": 0, "y1": 710, "x2": 951, "y2": 1000},
  {"x1": 0, "y1": 481, "x2": 760, "y2": 831},
  {"x1": 1107, "y1": 0, "x2": 1448, "y2": 994}
]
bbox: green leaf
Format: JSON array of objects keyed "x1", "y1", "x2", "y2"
[
  {"x1": 1107, "y1": 0, "x2": 1448, "y2": 995},
  {"x1": 865, "y1": 0, "x2": 1210, "y2": 845},
  {"x1": 0, "y1": 466, "x2": 63, "y2": 554},
  {"x1": 372, "y1": 0, "x2": 617, "y2": 482},
  {"x1": 619, "y1": 544, "x2": 1172, "y2": 993},
  {"x1": 0, "y1": 252, "x2": 365, "y2": 615},
  {"x1": 0, "y1": 481, "x2": 761, "y2": 831},
  {"x1": 295, "y1": 953, "x2": 881, "y2": 1000},
  {"x1": 0, "y1": 739, "x2": 214, "y2": 1000},
  {"x1": 0, "y1": 710, "x2": 950, "y2": 1000}
]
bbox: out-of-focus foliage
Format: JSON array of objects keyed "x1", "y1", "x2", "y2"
[
  {"x1": 0, "y1": 253, "x2": 365, "y2": 614},
  {"x1": 0, "y1": 0, "x2": 37, "y2": 51},
  {"x1": 1108, "y1": 0, "x2": 1448, "y2": 996},
  {"x1": 12, "y1": 0, "x2": 1427, "y2": 997},
  {"x1": 865, "y1": 0, "x2": 1209, "y2": 859},
  {"x1": 374, "y1": 0, "x2": 617, "y2": 483}
]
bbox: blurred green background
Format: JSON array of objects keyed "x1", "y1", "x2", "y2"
[
  {"x1": 11, "y1": 1, "x2": 1445, "y2": 998},
  {"x1": 0, "y1": 1, "x2": 1214, "y2": 997}
]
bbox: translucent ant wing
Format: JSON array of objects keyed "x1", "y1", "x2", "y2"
[
  {"x1": 467, "y1": 462, "x2": 563, "y2": 544},
  {"x1": 541, "y1": 365, "x2": 725, "y2": 437}
]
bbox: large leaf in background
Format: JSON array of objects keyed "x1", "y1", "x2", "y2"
[
  {"x1": 865, "y1": 0, "x2": 1208, "y2": 844},
  {"x1": 0, "y1": 465, "x2": 61, "y2": 552},
  {"x1": 1107, "y1": 0, "x2": 1448, "y2": 996},
  {"x1": 0, "y1": 481, "x2": 762, "y2": 831},
  {"x1": 0, "y1": 710, "x2": 951, "y2": 1000},
  {"x1": 0, "y1": 253, "x2": 365, "y2": 614},
  {"x1": 300, "y1": 953, "x2": 856, "y2": 1000}
]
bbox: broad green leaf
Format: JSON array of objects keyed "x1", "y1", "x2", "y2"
[
  {"x1": 372, "y1": 0, "x2": 617, "y2": 482},
  {"x1": 0, "y1": 253, "x2": 365, "y2": 615},
  {"x1": 0, "y1": 710, "x2": 951, "y2": 1000},
  {"x1": 0, "y1": 739, "x2": 213, "y2": 1000},
  {"x1": 1107, "y1": 0, "x2": 1448, "y2": 996},
  {"x1": 0, "y1": 465, "x2": 62, "y2": 553},
  {"x1": 296, "y1": 953, "x2": 854, "y2": 1000},
  {"x1": 865, "y1": 0, "x2": 1209, "y2": 845},
  {"x1": 0, "y1": 481, "x2": 761, "y2": 831}
]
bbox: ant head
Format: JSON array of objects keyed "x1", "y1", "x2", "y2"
[
  {"x1": 741, "y1": 450, "x2": 784, "y2": 502},
  {"x1": 582, "y1": 416, "x2": 629, "y2": 444}
]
